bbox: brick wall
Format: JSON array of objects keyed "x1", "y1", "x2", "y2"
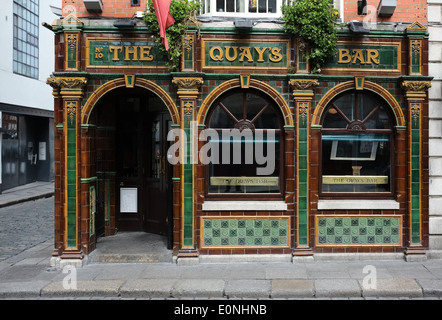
[
  {"x1": 63, "y1": 0, "x2": 147, "y2": 18},
  {"x1": 343, "y1": 0, "x2": 427, "y2": 23},
  {"x1": 428, "y1": 0, "x2": 442, "y2": 257},
  {"x1": 63, "y1": 0, "x2": 428, "y2": 22}
]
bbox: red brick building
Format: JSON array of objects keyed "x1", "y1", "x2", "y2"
[{"x1": 48, "y1": 0, "x2": 432, "y2": 266}]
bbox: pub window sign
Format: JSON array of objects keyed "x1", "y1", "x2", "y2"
[{"x1": 120, "y1": 187, "x2": 138, "y2": 213}]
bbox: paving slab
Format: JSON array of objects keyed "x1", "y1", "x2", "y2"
[
  {"x1": 41, "y1": 280, "x2": 124, "y2": 298},
  {"x1": 265, "y1": 265, "x2": 308, "y2": 279},
  {"x1": 417, "y1": 279, "x2": 442, "y2": 297},
  {"x1": 172, "y1": 279, "x2": 225, "y2": 298},
  {"x1": 222, "y1": 265, "x2": 267, "y2": 280},
  {"x1": 92, "y1": 264, "x2": 147, "y2": 280},
  {"x1": 120, "y1": 279, "x2": 176, "y2": 298},
  {"x1": 271, "y1": 279, "x2": 314, "y2": 298},
  {"x1": 360, "y1": 278, "x2": 423, "y2": 298},
  {"x1": 0, "y1": 264, "x2": 55, "y2": 282},
  {"x1": 224, "y1": 280, "x2": 271, "y2": 299},
  {"x1": 0, "y1": 280, "x2": 49, "y2": 298},
  {"x1": 314, "y1": 279, "x2": 361, "y2": 298}
]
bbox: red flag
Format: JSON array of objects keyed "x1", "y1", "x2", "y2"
[{"x1": 152, "y1": 0, "x2": 175, "y2": 51}]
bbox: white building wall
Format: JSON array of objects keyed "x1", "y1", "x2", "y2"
[
  {"x1": 0, "y1": 0, "x2": 60, "y2": 111},
  {"x1": 428, "y1": 0, "x2": 442, "y2": 257}
]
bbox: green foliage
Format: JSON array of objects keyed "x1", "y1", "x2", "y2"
[
  {"x1": 144, "y1": 0, "x2": 200, "y2": 71},
  {"x1": 282, "y1": 0, "x2": 338, "y2": 73}
]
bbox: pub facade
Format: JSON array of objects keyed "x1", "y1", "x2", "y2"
[{"x1": 47, "y1": 3, "x2": 433, "y2": 266}]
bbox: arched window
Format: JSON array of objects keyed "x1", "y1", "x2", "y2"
[
  {"x1": 205, "y1": 89, "x2": 283, "y2": 195},
  {"x1": 321, "y1": 90, "x2": 394, "y2": 195}
]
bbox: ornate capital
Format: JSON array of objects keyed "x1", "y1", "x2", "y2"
[
  {"x1": 401, "y1": 80, "x2": 432, "y2": 100},
  {"x1": 289, "y1": 79, "x2": 319, "y2": 99},
  {"x1": 172, "y1": 77, "x2": 203, "y2": 97},
  {"x1": 46, "y1": 76, "x2": 88, "y2": 98}
]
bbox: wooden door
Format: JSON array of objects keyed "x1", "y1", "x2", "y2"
[
  {"x1": 116, "y1": 96, "x2": 145, "y2": 231},
  {"x1": 144, "y1": 112, "x2": 172, "y2": 236}
]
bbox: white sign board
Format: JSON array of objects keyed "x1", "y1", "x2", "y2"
[
  {"x1": 120, "y1": 188, "x2": 138, "y2": 213},
  {"x1": 39, "y1": 142, "x2": 46, "y2": 161}
]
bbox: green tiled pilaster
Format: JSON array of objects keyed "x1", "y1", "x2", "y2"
[
  {"x1": 296, "y1": 101, "x2": 310, "y2": 246},
  {"x1": 89, "y1": 185, "x2": 96, "y2": 237},
  {"x1": 182, "y1": 105, "x2": 195, "y2": 248},
  {"x1": 410, "y1": 103, "x2": 421, "y2": 244},
  {"x1": 65, "y1": 101, "x2": 77, "y2": 248}
]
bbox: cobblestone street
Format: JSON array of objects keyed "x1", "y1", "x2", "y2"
[{"x1": 0, "y1": 197, "x2": 53, "y2": 261}]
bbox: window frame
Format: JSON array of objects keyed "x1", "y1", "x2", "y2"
[
  {"x1": 204, "y1": 88, "x2": 285, "y2": 200},
  {"x1": 12, "y1": 0, "x2": 39, "y2": 79},
  {"x1": 200, "y1": 0, "x2": 283, "y2": 18},
  {"x1": 319, "y1": 90, "x2": 396, "y2": 199},
  {"x1": 199, "y1": 0, "x2": 344, "y2": 20}
]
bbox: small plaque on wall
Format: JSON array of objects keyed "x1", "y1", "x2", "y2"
[{"x1": 120, "y1": 188, "x2": 137, "y2": 213}]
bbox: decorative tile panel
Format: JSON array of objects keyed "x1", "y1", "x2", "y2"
[
  {"x1": 65, "y1": 32, "x2": 80, "y2": 70},
  {"x1": 315, "y1": 216, "x2": 402, "y2": 246},
  {"x1": 201, "y1": 217, "x2": 290, "y2": 249}
]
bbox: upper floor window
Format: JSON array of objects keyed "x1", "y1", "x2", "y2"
[
  {"x1": 13, "y1": 0, "x2": 39, "y2": 79},
  {"x1": 199, "y1": 0, "x2": 343, "y2": 20},
  {"x1": 200, "y1": 0, "x2": 283, "y2": 17}
]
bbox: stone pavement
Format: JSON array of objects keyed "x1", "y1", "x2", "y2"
[
  {"x1": 0, "y1": 237, "x2": 442, "y2": 301},
  {"x1": 0, "y1": 181, "x2": 54, "y2": 208},
  {"x1": 0, "y1": 182, "x2": 442, "y2": 304}
]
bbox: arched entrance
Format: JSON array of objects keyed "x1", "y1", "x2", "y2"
[{"x1": 87, "y1": 84, "x2": 176, "y2": 249}]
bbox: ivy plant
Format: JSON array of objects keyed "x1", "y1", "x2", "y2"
[
  {"x1": 144, "y1": 0, "x2": 201, "y2": 71},
  {"x1": 282, "y1": 0, "x2": 338, "y2": 73}
]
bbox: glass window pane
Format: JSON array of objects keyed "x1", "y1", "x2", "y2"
[
  {"x1": 268, "y1": 0, "x2": 276, "y2": 12},
  {"x1": 217, "y1": 0, "x2": 224, "y2": 12},
  {"x1": 334, "y1": 92, "x2": 355, "y2": 121},
  {"x1": 322, "y1": 106, "x2": 348, "y2": 128},
  {"x1": 207, "y1": 89, "x2": 281, "y2": 194},
  {"x1": 321, "y1": 91, "x2": 393, "y2": 194},
  {"x1": 322, "y1": 133, "x2": 391, "y2": 193},
  {"x1": 208, "y1": 132, "x2": 280, "y2": 193},
  {"x1": 226, "y1": 0, "x2": 235, "y2": 12}
]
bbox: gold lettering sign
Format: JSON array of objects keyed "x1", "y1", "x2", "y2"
[
  {"x1": 86, "y1": 38, "x2": 164, "y2": 69},
  {"x1": 322, "y1": 176, "x2": 388, "y2": 185},
  {"x1": 323, "y1": 41, "x2": 402, "y2": 73},
  {"x1": 203, "y1": 39, "x2": 289, "y2": 70},
  {"x1": 210, "y1": 176, "x2": 279, "y2": 186},
  {"x1": 337, "y1": 49, "x2": 380, "y2": 65},
  {"x1": 108, "y1": 45, "x2": 154, "y2": 62}
]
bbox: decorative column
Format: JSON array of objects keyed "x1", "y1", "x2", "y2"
[
  {"x1": 172, "y1": 76, "x2": 203, "y2": 260},
  {"x1": 289, "y1": 79, "x2": 319, "y2": 259},
  {"x1": 402, "y1": 80, "x2": 431, "y2": 260},
  {"x1": 47, "y1": 76, "x2": 88, "y2": 266}
]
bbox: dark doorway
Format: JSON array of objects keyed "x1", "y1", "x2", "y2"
[{"x1": 92, "y1": 87, "x2": 173, "y2": 248}]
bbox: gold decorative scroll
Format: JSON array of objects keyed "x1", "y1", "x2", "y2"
[
  {"x1": 322, "y1": 175, "x2": 388, "y2": 185},
  {"x1": 210, "y1": 176, "x2": 279, "y2": 186}
]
